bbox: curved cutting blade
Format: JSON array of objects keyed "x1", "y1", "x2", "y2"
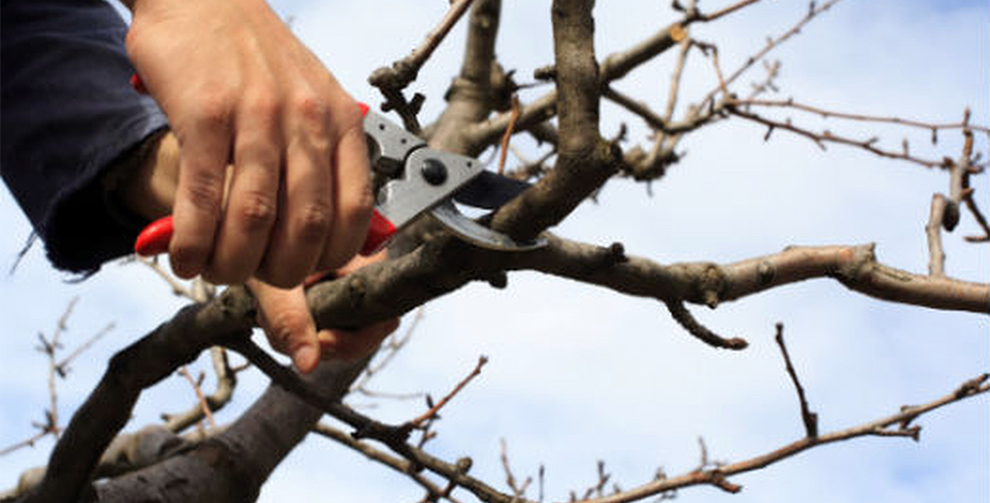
[{"x1": 430, "y1": 199, "x2": 546, "y2": 251}]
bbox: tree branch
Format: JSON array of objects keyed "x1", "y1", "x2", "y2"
[
  {"x1": 571, "y1": 373, "x2": 989, "y2": 503},
  {"x1": 774, "y1": 323, "x2": 818, "y2": 438},
  {"x1": 23, "y1": 287, "x2": 256, "y2": 502},
  {"x1": 369, "y1": 0, "x2": 479, "y2": 132},
  {"x1": 489, "y1": 0, "x2": 620, "y2": 242},
  {"x1": 92, "y1": 359, "x2": 367, "y2": 502},
  {"x1": 516, "y1": 237, "x2": 989, "y2": 314}
]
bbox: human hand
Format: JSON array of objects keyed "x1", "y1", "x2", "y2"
[
  {"x1": 118, "y1": 132, "x2": 396, "y2": 373},
  {"x1": 247, "y1": 253, "x2": 399, "y2": 373},
  {"x1": 124, "y1": 0, "x2": 373, "y2": 288}
]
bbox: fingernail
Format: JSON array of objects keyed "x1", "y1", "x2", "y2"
[{"x1": 293, "y1": 345, "x2": 318, "y2": 373}]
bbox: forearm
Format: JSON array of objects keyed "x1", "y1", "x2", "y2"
[{"x1": 0, "y1": 0, "x2": 169, "y2": 273}]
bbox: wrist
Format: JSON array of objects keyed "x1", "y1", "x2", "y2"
[{"x1": 106, "y1": 130, "x2": 178, "y2": 222}]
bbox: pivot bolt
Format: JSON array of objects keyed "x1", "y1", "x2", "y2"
[{"x1": 421, "y1": 159, "x2": 448, "y2": 186}]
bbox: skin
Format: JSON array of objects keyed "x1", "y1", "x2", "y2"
[
  {"x1": 124, "y1": 132, "x2": 398, "y2": 372},
  {"x1": 123, "y1": 0, "x2": 374, "y2": 288},
  {"x1": 118, "y1": 0, "x2": 396, "y2": 371}
]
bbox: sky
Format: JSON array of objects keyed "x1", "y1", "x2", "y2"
[{"x1": 1, "y1": 0, "x2": 987, "y2": 502}]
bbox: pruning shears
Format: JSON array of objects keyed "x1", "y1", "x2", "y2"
[{"x1": 133, "y1": 99, "x2": 545, "y2": 258}]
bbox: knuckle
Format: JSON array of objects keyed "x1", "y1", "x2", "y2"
[
  {"x1": 293, "y1": 92, "x2": 331, "y2": 136},
  {"x1": 194, "y1": 91, "x2": 236, "y2": 128},
  {"x1": 340, "y1": 189, "x2": 374, "y2": 230},
  {"x1": 244, "y1": 90, "x2": 280, "y2": 120},
  {"x1": 169, "y1": 243, "x2": 209, "y2": 278},
  {"x1": 183, "y1": 170, "x2": 225, "y2": 212},
  {"x1": 336, "y1": 99, "x2": 365, "y2": 130},
  {"x1": 233, "y1": 192, "x2": 277, "y2": 233},
  {"x1": 294, "y1": 202, "x2": 333, "y2": 244},
  {"x1": 339, "y1": 117, "x2": 368, "y2": 147},
  {"x1": 265, "y1": 315, "x2": 299, "y2": 353}
]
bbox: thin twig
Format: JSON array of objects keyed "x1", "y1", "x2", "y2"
[
  {"x1": 571, "y1": 374, "x2": 989, "y2": 503},
  {"x1": 498, "y1": 95, "x2": 521, "y2": 175},
  {"x1": 162, "y1": 347, "x2": 238, "y2": 433},
  {"x1": 352, "y1": 308, "x2": 425, "y2": 397},
  {"x1": 696, "y1": 0, "x2": 764, "y2": 22},
  {"x1": 408, "y1": 356, "x2": 488, "y2": 429},
  {"x1": 43, "y1": 299, "x2": 77, "y2": 438},
  {"x1": 665, "y1": 301, "x2": 749, "y2": 350},
  {"x1": 313, "y1": 422, "x2": 463, "y2": 502},
  {"x1": 734, "y1": 98, "x2": 990, "y2": 136},
  {"x1": 2, "y1": 299, "x2": 111, "y2": 455},
  {"x1": 368, "y1": 0, "x2": 477, "y2": 131},
  {"x1": 699, "y1": 0, "x2": 845, "y2": 108},
  {"x1": 603, "y1": 87, "x2": 667, "y2": 131},
  {"x1": 56, "y1": 322, "x2": 114, "y2": 376},
  {"x1": 500, "y1": 438, "x2": 533, "y2": 498},
  {"x1": 774, "y1": 323, "x2": 818, "y2": 438},
  {"x1": 138, "y1": 256, "x2": 197, "y2": 299},
  {"x1": 728, "y1": 106, "x2": 950, "y2": 169},
  {"x1": 0, "y1": 431, "x2": 50, "y2": 457},
  {"x1": 177, "y1": 366, "x2": 215, "y2": 430},
  {"x1": 696, "y1": 42, "x2": 729, "y2": 98},
  {"x1": 369, "y1": 0, "x2": 477, "y2": 90},
  {"x1": 663, "y1": 27, "x2": 692, "y2": 122},
  {"x1": 926, "y1": 194, "x2": 949, "y2": 277},
  {"x1": 581, "y1": 460, "x2": 611, "y2": 499}
]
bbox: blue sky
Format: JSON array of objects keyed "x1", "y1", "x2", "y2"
[{"x1": 1, "y1": 1, "x2": 987, "y2": 501}]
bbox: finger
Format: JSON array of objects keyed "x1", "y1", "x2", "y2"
[
  {"x1": 205, "y1": 106, "x2": 281, "y2": 284},
  {"x1": 247, "y1": 279, "x2": 321, "y2": 373},
  {"x1": 316, "y1": 115, "x2": 374, "y2": 271},
  {"x1": 257, "y1": 93, "x2": 335, "y2": 288},
  {"x1": 318, "y1": 318, "x2": 400, "y2": 362},
  {"x1": 336, "y1": 249, "x2": 387, "y2": 277},
  {"x1": 168, "y1": 106, "x2": 234, "y2": 279}
]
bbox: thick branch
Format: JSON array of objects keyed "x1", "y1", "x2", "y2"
[
  {"x1": 511, "y1": 237, "x2": 989, "y2": 314},
  {"x1": 489, "y1": 0, "x2": 620, "y2": 242},
  {"x1": 468, "y1": 2, "x2": 747, "y2": 148},
  {"x1": 29, "y1": 227, "x2": 987, "y2": 500},
  {"x1": 24, "y1": 287, "x2": 256, "y2": 503},
  {"x1": 428, "y1": 0, "x2": 503, "y2": 155},
  {"x1": 93, "y1": 360, "x2": 366, "y2": 502}
]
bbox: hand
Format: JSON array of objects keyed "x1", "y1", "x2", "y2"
[
  {"x1": 247, "y1": 252, "x2": 399, "y2": 373},
  {"x1": 120, "y1": 132, "x2": 396, "y2": 372},
  {"x1": 124, "y1": 0, "x2": 373, "y2": 288},
  {"x1": 247, "y1": 253, "x2": 400, "y2": 373}
]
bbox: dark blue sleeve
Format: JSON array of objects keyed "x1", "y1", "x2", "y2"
[{"x1": 1, "y1": 0, "x2": 169, "y2": 273}]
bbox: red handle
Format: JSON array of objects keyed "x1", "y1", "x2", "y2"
[
  {"x1": 135, "y1": 209, "x2": 395, "y2": 258},
  {"x1": 360, "y1": 209, "x2": 396, "y2": 255}
]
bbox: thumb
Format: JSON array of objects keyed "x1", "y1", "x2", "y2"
[{"x1": 246, "y1": 279, "x2": 321, "y2": 373}]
